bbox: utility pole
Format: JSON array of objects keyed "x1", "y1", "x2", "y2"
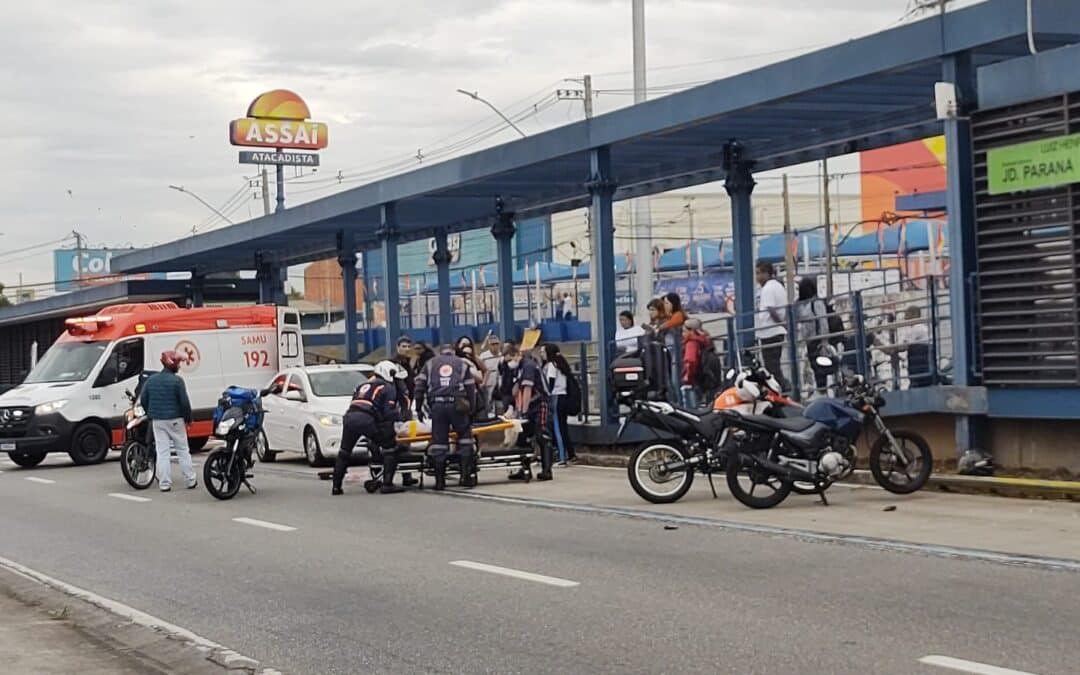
[
  {"x1": 822, "y1": 158, "x2": 834, "y2": 298},
  {"x1": 583, "y1": 74, "x2": 594, "y2": 119},
  {"x1": 782, "y1": 174, "x2": 796, "y2": 304},
  {"x1": 72, "y1": 230, "x2": 85, "y2": 285},
  {"x1": 261, "y1": 167, "x2": 271, "y2": 216},
  {"x1": 556, "y1": 75, "x2": 594, "y2": 120},
  {"x1": 632, "y1": 0, "x2": 654, "y2": 314},
  {"x1": 275, "y1": 153, "x2": 285, "y2": 213}
]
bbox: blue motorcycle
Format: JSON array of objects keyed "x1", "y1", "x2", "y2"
[
  {"x1": 722, "y1": 368, "x2": 933, "y2": 509},
  {"x1": 204, "y1": 387, "x2": 266, "y2": 501}
]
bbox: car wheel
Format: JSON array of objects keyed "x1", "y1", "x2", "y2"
[
  {"x1": 68, "y1": 423, "x2": 111, "y2": 465},
  {"x1": 255, "y1": 430, "x2": 276, "y2": 463},
  {"x1": 8, "y1": 451, "x2": 47, "y2": 468},
  {"x1": 304, "y1": 428, "x2": 326, "y2": 467}
]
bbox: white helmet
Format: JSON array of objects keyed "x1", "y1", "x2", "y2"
[
  {"x1": 734, "y1": 371, "x2": 761, "y2": 402},
  {"x1": 373, "y1": 360, "x2": 403, "y2": 381}
]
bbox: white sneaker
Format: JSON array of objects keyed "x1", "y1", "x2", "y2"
[
  {"x1": 186, "y1": 479, "x2": 198, "y2": 490},
  {"x1": 160, "y1": 484, "x2": 172, "y2": 492}
]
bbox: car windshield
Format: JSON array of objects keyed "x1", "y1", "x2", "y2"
[
  {"x1": 308, "y1": 370, "x2": 370, "y2": 398},
  {"x1": 25, "y1": 341, "x2": 109, "y2": 384}
]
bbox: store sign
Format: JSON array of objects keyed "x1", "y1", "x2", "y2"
[
  {"x1": 988, "y1": 132, "x2": 1080, "y2": 195},
  {"x1": 238, "y1": 151, "x2": 320, "y2": 167},
  {"x1": 427, "y1": 233, "x2": 462, "y2": 266},
  {"x1": 229, "y1": 89, "x2": 328, "y2": 151},
  {"x1": 53, "y1": 249, "x2": 164, "y2": 291}
]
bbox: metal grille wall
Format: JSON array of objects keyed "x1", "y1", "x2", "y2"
[
  {"x1": 973, "y1": 94, "x2": 1080, "y2": 386},
  {"x1": 0, "y1": 318, "x2": 66, "y2": 390}
]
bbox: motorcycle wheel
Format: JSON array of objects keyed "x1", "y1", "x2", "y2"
[
  {"x1": 726, "y1": 453, "x2": 793, "y2": 509},
  {"x1": 627, "y1": 442, "x2": 695, "y2": 504},
  {"x1": 869, "y1": 430, "x2": 933, "y2": 495},
  {"x1": 120, "y1": 441, "x2": 156, "y2": 490},
  {"x1": 204, "y1": 449, "x2": 243, "y2": 500}
]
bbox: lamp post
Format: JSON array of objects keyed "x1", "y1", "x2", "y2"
[
  {"x1": 167, "y1": 185, "x2": 235, "y2": 228},
  {"x1": 456, "y1": 89, "x2": 527, "y2": 138}
]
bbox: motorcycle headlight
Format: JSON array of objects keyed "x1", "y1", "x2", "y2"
[
  {"x1": 318, "y1": 414, "x2": 344, "y2": 427},
  {"x1": 35, "y1": 399, "x2": 69, "y2": 415},
  {"x1": 216, "y1": 418, "x2": 237, "y2": 435},
  {"x1": 134, "y1": 405, "x2": 146, "y2": 417}
]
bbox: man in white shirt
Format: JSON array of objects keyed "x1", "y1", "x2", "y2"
[
  {"x1": 755, "y1": 261, "x2": 791, "y2": 392},
  {"x1": 615, "y1": 311, "x2": 646, "y2": 354}
]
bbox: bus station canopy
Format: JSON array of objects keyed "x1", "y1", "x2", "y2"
[{"x1": 114, "y1": 0, "x2": 1080, "y2": 277}]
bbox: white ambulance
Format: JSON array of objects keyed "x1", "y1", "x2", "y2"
[{"x1": 0, "y1": 302, "x2": 303, "y2": 467}]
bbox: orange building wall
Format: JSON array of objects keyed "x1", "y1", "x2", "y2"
[
  {"x1": 304, "y1": 259, "x2": 363, "y2": 310},
  {"x1": 860, "y1": 137, "x2": 947, "y2": 230}
]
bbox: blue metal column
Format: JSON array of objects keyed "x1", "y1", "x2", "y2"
[
  {"x1": 379, "y1": 204, "x2": 402, "y2": 350},
  {"x1": 588, "y1": 146, "x2": 618, "y2": 425},
  {"x1": 492, "y1": 198, "x2": 516, "y2": 341},
  {"x1": 256, "y1": 257, "x2": 287, "y2": 306},
  {"x1": 338, "y1": 230, "x2": 359, "y2": 363},
  {"x1": 943, "y1": 52, "x2": 985, "y2": 455},
  {"x1": 189, "y1": 271, "x2": 205, "y2": 308},
  {"x1": 433, "y1": 228, "x2": 453, "y2": 344},
  {"x1": 724, "y1": 142, "x2": 756, "y2": 348}
]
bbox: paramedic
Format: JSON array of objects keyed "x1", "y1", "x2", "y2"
[
  {"x1": 414, "y1": 345, "x2": 477, "y2": 491},
  {"x1": 331, "y1": 361, "x2": 404, "y2": 496},
  {"x1": 508, "y1": 347, "x2": 554, "y2": 482},
  {"x1": 140, "y1": 351, "x2": 196, "y2": 492}
]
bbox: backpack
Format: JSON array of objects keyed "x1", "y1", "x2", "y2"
[
  {"x1": 693, "y1": 345, "x2": 725, "y2": 397},
  {"x1": 825, "y1": 300, "x2": 845, "y2": 337},
  {"x1": 564, "y1": 371, "x2": 582, "y2": 416}
]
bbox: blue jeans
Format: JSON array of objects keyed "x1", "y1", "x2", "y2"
[{"x1": 550, "y1": 394, "x2": 572, "y2": 463}]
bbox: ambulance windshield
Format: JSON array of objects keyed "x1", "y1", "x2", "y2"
[{"x1": 25, "y1": 342, "x2": 109, "y2": 384}]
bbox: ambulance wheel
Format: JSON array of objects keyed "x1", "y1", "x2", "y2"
[
  {"x1": 255, "y1": 431, "x2": 276, "y2": 463},
  {"x1": 364, "y1": 479, "x2": 380, "y2": 493},
  {"x1": 189, "y1": 436, "x2": 209, "y2": 454},
  {"x1": 8, "y1": 451, "x2": 46, "y2": 468},
  {"x1": 69, "y1": 423, "x2": 110, "y2": 465}
]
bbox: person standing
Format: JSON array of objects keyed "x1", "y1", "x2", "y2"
[
  {"x1": 542, "y1": 343, "x2": 576, "y2": 465},
  {"x1": 478, "y1": 334, "x2": 502, "y2": 416},
  {"x1": 755, "y1": 262, "x2": 791, "y2": 392},
  {"x1": 393, "y1": 336, "x2": 419, "y2": 399},
  {"x1": 495, "y1": 343, "x2": 521, "y2": 416},
  {"x1": 680, "y1": 319, "x2": 712, "y2": 408},
  {"x1": 615, "y1": 311, "x2": 646, "y2": 354},
  {"x1": 414, "y1": 345, "x2": 477, "y2": 490},
  {"x1": 331, "y1": 361, "x2": 405, "y2": 496},
  {"x1": 140, "y1": 351, "x2": 196, "y2": 492},
  {"x1": 797, "y1": 277, "x2": 830, "y2": 394},
  {"x1": 508, "y1": 346, "x2": 553, "y2": 481}
]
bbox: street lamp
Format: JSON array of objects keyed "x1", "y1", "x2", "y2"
[
  {"x1": 456, "y1": 89, "x2": 527, "y2": 138},
  {"x1": 167, "y1": 185, "x2": 235, "y2": 227}
]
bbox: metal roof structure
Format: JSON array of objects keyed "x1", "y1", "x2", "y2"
[{"x1": 114, "y1": 0, "x2": 1080, "y2": 277}]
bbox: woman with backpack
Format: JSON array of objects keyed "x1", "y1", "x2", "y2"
[
  {"x1": 542, "y1": 343, "x2": 578, "y2": 465},
  {"x1": 680, "y1": 318, "x2": 714, "y2": 408},
  {"x1": 797, "y1": 277, "x2": 831, "y2": 394}
]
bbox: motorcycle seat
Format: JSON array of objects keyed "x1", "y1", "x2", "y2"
[{"x1": 738, "y1": 414, "x2": 816, "y2": 433}]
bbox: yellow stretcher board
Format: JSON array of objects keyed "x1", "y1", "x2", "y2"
[{"x1": 395, "y1": 418, "x2": 520, "y2": 445}]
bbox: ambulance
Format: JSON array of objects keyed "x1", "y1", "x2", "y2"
[{"x1": 0, "y1": 302, "x2": 303, "y2": 468}]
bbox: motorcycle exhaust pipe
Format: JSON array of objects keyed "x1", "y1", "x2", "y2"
[
  {"x1": 661, "y1": 455, "x2": 702, "y2": 474},
  {"x1": 749, "y1": 455, "x2": 816, "y2": 483}
]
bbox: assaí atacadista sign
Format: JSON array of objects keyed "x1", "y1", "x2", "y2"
[{"x1": 988, "y1": 132, "x2": 1080, "y2": 195}]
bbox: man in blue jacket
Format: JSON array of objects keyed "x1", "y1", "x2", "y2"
[{"x1": 140, "y1": 351, "x2": 196, "y2": 492}]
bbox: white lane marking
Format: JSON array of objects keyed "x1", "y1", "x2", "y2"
[
  {"x1": 919, "y1": 655, "x2": 1038, "y2": 675},
  {"x1": 24, "y1": 477, "x2": 55, "y2": 484},
  {"x1": 0, "y1": 556, "x2": 269, "y2": 673},
  {"x1": 449, "y1": 560, "x2": 579, "y2": 588},
  {"x1": 232, "y1": 517, "x2": 296, "y2": 532},
  {"x1": 108, "y1": 493, "x2": 152, "y2": 503}
]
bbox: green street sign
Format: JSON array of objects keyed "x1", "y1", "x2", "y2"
[{"x1": 987, "y1": 132, "x2": 1080, "y2": 195}]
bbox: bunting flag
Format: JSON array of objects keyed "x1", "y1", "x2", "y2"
[
  {"x1": 652, "y1": 245, "x2": 661, "y2": 269},
  {"x1": 459, "y1": 270, "x2": 469, "y2": 288},
  {"x1": 624, "y1": 250, "x2": 632, "y2": 272},
  {"x1": 936, "y1": 221, "x2": 946, "y2": 254},
  {"x1": 685, "y1": 242, "x2": 693, "y2": 268},
  {"x1": 717, "y1": 239, "x2": 725, "y2": 264},
  {"x1": 790, "y1": 230, "x2": 800, "y2": 273},
  {"x1": 477, "y1": 265, "x2": 486, "y2": 288},
  {"x1": 876, "y1": 221, "x2": 886, "y2": 257},
  {"x1": 897, "y1": 221, "x2": 908, "y2": 258}
]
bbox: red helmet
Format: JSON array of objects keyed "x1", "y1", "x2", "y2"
[{"x1": 160, "y1": 351, "x2": 183, "y2": 372}]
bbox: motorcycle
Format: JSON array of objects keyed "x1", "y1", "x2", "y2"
[
  {"x1": 619, "y1": 363, "x2": 790, "y2": 504},
  {"x1": 724, "y1": 358, "x2": 934, "y2": 509},
  {"x1": 203, "y1": 387, "x2": 265, "y2": 500},
  {"x1": 119, "y1": 385, "x2": 156, "y2": 490}
]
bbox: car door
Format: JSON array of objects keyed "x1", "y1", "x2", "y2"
[
  {"x1": 282, "y1": 373, "x2": 310, "y2": 450},
  {"x1": 261, "y1": 374, "x2": 289, "y2": 449}
]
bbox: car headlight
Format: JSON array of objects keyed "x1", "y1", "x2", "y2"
[
  {"x1": 318, "y1": 414, "x2": 344, "y2": 427},
  {"x1": 35, "y1": 400, "x2": 69, "y2": 415},
  {"x1": 216, "y1": 418, "x2": 237, "y2": 435}
]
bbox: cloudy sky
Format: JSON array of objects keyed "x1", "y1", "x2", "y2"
[{"x1": 0, "y1": 0, "x2": 983, "y2": 293}]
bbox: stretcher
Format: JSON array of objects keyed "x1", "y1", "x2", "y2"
[{"x1": 317, "y1": 417, "x2": 540, "y2": 489}]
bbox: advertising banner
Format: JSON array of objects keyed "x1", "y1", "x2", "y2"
[
  {"x1": 54, "y1": 249, "x2": 165, "y2": 291},
  {"x1": 654, "y1": 273, "x2": 735, "y2": 315}
]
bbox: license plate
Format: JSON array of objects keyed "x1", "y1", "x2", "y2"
[
  {"x1": 1, "y1": 443, "x2": 15, "y2": 451},
  {"x1": 625, "y1": 373, "x2": 640, "y2": 381}
]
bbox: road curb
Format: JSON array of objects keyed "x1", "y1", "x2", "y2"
[
  {"x1": 438, "y1": 490, "x2": 1080, "y2": 574},
  {"x1": 0, "y1": 557, "x2": 280, "y2": 674},
  {"x1": 578, "y1": 453, "x2": 1080, "y2": 500}
]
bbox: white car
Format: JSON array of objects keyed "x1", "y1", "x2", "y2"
[{"x1": 259, "y1": 364, "x2": 374, "y2": 467}]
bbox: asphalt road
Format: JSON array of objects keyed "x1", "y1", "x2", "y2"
[{"x1": 2, "y1": 453, "x2": 1077, "y2": 675}]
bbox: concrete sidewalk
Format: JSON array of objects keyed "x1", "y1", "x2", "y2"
[{"x1": 469, "y1": 464, "x2": 1080, "y2": 562}]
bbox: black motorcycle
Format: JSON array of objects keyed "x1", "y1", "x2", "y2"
[
  {"x1": 724, "y1": 368, "x2": 933, "y2": 509},
  {"x1": 119, "y1": 386, "x2": 156, "y2": 490},
  {"x1": 204, "y1": 387, "x2": 265, "y2": 501}
]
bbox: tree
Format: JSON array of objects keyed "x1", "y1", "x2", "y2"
[
  {"x1": 287, "y1": 286, "x2": 304, "y2": 302},
  {"x1": 0, "y1": 283, "x2": 10, "y2": 308}
]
